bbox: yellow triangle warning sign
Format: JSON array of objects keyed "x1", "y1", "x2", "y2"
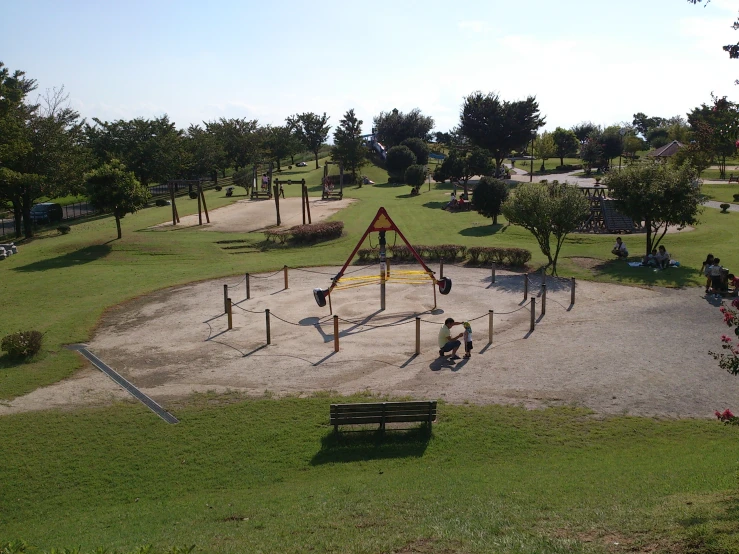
[{"x1": 368, "y1": 207, "x2": 397, "y2": 231}]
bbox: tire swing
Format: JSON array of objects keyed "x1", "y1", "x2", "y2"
[{"x1": 438, "y1": 276, "x2": 452, "y2": 295}]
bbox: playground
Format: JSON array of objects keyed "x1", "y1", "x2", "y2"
[{"x1": 2, "y1": 264, "x2": 735, "y2": 418}]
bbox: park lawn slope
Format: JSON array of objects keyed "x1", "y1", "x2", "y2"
[{"x1": 1, "y1": 398, "x2": 738, "y2": 553}]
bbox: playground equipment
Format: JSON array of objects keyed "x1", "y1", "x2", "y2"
[
  {"x1": 251, "y1": 162, "x2": 273, "y2": 200},
  {"x1": 312, "y1": 207, "x2": 452, "y2": 311},
  {"x1": 167, "y1": 180, "x2": 210, "y2": 226},
  {"x1": 362, "y1": 133, "x2": 387, "y2": 160},
  {"x1": 274, "y1": 178, "x2": 311, "y2": 224},
  {"x1": 322, "y1": 162, "x2": 343, "y2": 200}
]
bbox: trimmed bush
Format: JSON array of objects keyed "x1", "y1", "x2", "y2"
[
  {"x1": 358, "y1": 248, "x2": 379, "y2": 262},
  {"x1": 733, "y1": 193, "x2": 739, "y2": 202},
  {"x1": 214, "y1": 185, "x2": 222, "y2": 192},
  {"x1": 57, "y1": 224, "x2": 71, "y2": 235},
  {"x1": 289, "y1": 221, "x2": 344, "y2": 243},
  {"x1": 155, "y1": 198, "x2": 170, "y2": 207},
  {"x1": 263, "y1": 229, "x2": 290, "y2": 244},
  {"x1": 1, "y1": 331, "x2": 43, "y2": 359},
  {"x1": 404, "y1": 165, "x2": 427, "y2": 188},
  {"x1": 188, "y1": 191, "x2": 198, "y2": 199},
  {"x1": 385, "y1": 146, "x2": 417, "y2": 180},
  {"x1": 400, "y1": 137, "x2": 430, "y2": 166},
  {"x1": 721, "y1": 203, "x2": 731, "y2": 213}
]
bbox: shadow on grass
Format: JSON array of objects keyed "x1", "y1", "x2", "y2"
[
  {"x1": 310, "y1": 425, "x2": 431, "y2": 465},
  {"x1": 592, "y1": 259, "x2": 699, "y2": 288},
  {"x1": 423, "y1": 201, "x2": 447, "y2": 210},
  {"x1": 459, "y1": 224, "x2": 505, "y2": 237},
  {"x1": 13, "y1": 244, "x2": 112, "y2": 272}
]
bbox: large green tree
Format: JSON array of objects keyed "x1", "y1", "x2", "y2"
[
  {"x1": 687, "y1": 95, "x2": 739, "y2": 179},
  {"x1": 373, "y1": 108, "x2": 434, "y2": 149},
  {"x1": 184, "y1": 124, "x2": 226, "y2": 181},
  {"x1": 551, "y1": 127, "x2": 579, "y2": 167},
  {"x1": 459, "y1": 91, "x2": 545, "y2": 170},
  {"x1": 85, "y1": 159, "x2": 150, "y2": 239},
  {"x1": 603, "y1": 162, "x2": 703, "y2": 256},
  {"x1": 263, "y1": 124, "x2": 302, "y2": 171},
  {"x1": 331, "y1": 109, "x2": 367, "y2": 184},
  {"x1": 502, "y1": 182, "x2": 589, "y2": 274},
  {"x1": 534, "y1": 131, "x2": 556, "y2": 172},
  {"x1": 294, "y1": 112, "x2": 330, "y2": 169}
]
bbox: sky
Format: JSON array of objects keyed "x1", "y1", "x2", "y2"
[{"x1": 1, "y1": 0, "x2": 738, "y2": 135}]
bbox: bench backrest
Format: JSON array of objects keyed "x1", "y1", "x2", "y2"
[{"x1": 330, "y1": 401, "x2": 437, "y2": 426}]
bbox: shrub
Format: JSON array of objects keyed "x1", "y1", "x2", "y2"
[
  {"x1": 465, "y1": 246, "x2": 532, "y2": 266},
  {"x1": 721, "y1": 203, "x2": 731, "y2": 213},
  {"x1": 1, "y1": 330, "x2": 43, "y2": 359},
  {"x1": 289, "y1": 221, "x2": 344, "y2": 243},
  {"x1": 155, "y1": 198, "x2": 169, "y2": 207},
  {"x1": 358, "y1": 248, "x2": 379, "y2": 262},
  {"x1": 263, "y1": 229, "x2": 289, "y2": 244},
  {"x1": 188, "y1": 191, "x2": 198, "y2": 199},
  {"x1": 507, "y1": 248, "x2": 532, "y2": 266},
  {"x1": 733, "y1": 193, "x2": 739, "y2": 202},
  {"x1": 405, "y1": 165, "x2": 427, "y2": 188},
  {"x1": 57, "y1": 224, "x2": 71, "y2": 235},
  {"x1": 385, "y1": 146, "x2": 417, "y2": 180},
  {"x1": 400, "y1": 137, "x2": 429, "y2": 166},
  {"x1": 214, "y1": 185, "x2": 222, "y2": 191}
]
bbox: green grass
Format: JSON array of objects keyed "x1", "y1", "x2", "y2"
[
  {"x1": 700, "y1": 168, "x2": 739, "y2": 181},
  {"x1": 1, "y1": 397, "x2": 738, "y2": 553},
  {"x1": 2, "y1": 162, "x2": 738, "y2": 399},
  {"x1": 701, "y1": 183, "x2": 739, "y2": 204}
]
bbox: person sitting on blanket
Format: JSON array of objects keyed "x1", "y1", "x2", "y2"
[
  {"x1": 642, "y1": 249, "x2": 658, "y2": 268},
  {"x1": 612, "y1": 237, "x2": 628, "y2": 258},
  {"x1": 656, "y1": 245, "x2": 671, "y2": 269}
]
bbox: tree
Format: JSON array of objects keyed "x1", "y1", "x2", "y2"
[
  {"x1": 400, "y1": 137, "x2": 429, "y2": 166},
  {"x1": 632, "y1": 113, "x2": 666, "y2": 139},
  {"x1": 687, "y1": 94, "x2": 739, "y2": 179},
  {"x1": 603, "y1": 162, "x2": 703, "y2": 256},
  {"x1": 551, "y1": 127, "x2": 579, "y2": 167},
  {"x1": 385, "y1": 145, "x2": 416, "y2": 180},
  {"x1": 263, "y1": 125, "x2": 302, "y2": 171},
  {"x1": 571, "y1": 121, "x2": 597, "y2": 143},
  {"x1": 472, "y1": 177, "x2": 508, "y2": 225},
  {"x1": 434, "y1": 131, "x2": 452, "y2": 145},
  {"x1": 579, "y1": 138, "x2": 602, "y2": 175},
  {"x1": 600, "y1": 126, "x2": 625, "y2": 169},
  {"x1": 432, "y1": 150, "x2": 465, "y2": 183},
  {"x1": 404, "y1": 165, "x2": 426, "y2": 188},
  {"x1": 459, "y1": 91, "x2": 545, "y2": 170},
  {"x1": 465, "y1": 147, "x2": 494, "y2": 180},
  {"x1": 207, "y1": 118, "x2": 261, "y2": 173},
  {"x1": 534, "y1": 131, "x2": 556, "y2": 171},
  {"x1": 184, "y1": 124, "x2": 225, "y2": 181},
  {"x1": 293, "y1": 112, "x2": 330, "y2": 169},
  {"x1": 332, "y1": 109, "x2": 367, "y2": 184},
  {"x1": 373, "y1": 108, "x2": 434, "y2": 148},
  {"x1": 85, "y1": 160, "x2": 150, "y2": 239},
  {"x1": 502, "y1": 183, "x2": 589, "y2": 274},
  {"x1": 623, "y1": 134, "x2": 645, "y2": 160}
]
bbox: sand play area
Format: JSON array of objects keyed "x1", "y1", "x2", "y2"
[
  {"x1": 2, "y1": 265, "x2": 737, "y2": 418},
  {"x1": 152, "y1": 196, "x2": 355, "y2": 233}
]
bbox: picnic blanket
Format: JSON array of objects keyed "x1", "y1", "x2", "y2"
[{"x1": 628, "y1": 261, "x2": 680, "y2": 268}]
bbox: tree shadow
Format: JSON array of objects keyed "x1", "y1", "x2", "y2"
[
  {"x1": 310, "y1": 425, "x2": 431, "y2": 465},
  {"x1": 487, "y1": 272, "x2": 573, "y2": 294},
  {"x1": 422, "y1": 201, "x2": 447, "y2": 210},
  {"x1": 12, "y1": 244, "x2": 112, "y2": 272},
  {"x1": 459, "y1": 224, "x2": 505, "y2": 237},
  {"x1": 592, "y1": 259, "x2": 698, "y2": 288}
]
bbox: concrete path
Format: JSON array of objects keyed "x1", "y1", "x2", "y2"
[{"x1": 704, "y1": 200, "x2": 739, "y2": 212}]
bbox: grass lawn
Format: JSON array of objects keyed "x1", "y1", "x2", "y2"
[
  {"x1": 1, "y1": 397, "x2": 738, "y2": 554},
  {"x1": 3, "y1": 160, "x2": 739, "y2": 553},
  {"x1": 701, "y1": 183, "x2": 739, "y2": 204}
]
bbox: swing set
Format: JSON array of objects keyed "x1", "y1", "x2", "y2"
[
  {"x1": 313, "y1": 207, "x2": 452, "y2": 312},
  {"x1": 322, "y1": 161, "x2": 344, "y2": 200},
  {"x1": 251, "y1": 162, "x2": 273, "y2": 200}
]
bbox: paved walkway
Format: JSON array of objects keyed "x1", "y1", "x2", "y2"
[{"x1": 704, "y1": 200, "x2": 739, "y2": 212}]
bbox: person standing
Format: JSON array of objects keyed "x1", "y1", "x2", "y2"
[
  {"x1": 462, "y1": 322, "x2": 473, "y2": 359},
  {"x1": 438, "y1": 318, "x2": 463, "y2": 360}
]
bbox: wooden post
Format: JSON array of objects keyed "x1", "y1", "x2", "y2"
[
  {"x1": 246, "y1": 273, "x2": 250, "y2": 300},
  {"x1": 571, "y1": 277, "x2": 576, "y2": 305},
  {"x1": 223, "y1": 284, "x2": 228, "y2": 313},
  {"x1": 491, "y1": 263, "x2": 496, "y2": 284},
  {"x1": 274, "y1": 184, "x2": 281, "y2": 226},
  {"x1": 333, "y1": 315, "x2": 339, "y2": 352},
  {"x1": 415, "y1": 317, "x2": 421, "y2": 355},
  {"x1": 227, "y1": 298, "x2": 233, "y2": 330},
  {"x1": 265, "y1": 309, "x2": 271, "y2": 345},
  {"x1": 432, "y1": 280, "x2": 437, "y2": 309},
  {"x1": 197, "y1": 184, "x2": 203, "y2": 226},
  {"x1": 523, "y1": 274, "x2": 528, "y2": 301},
  {"x1": 328, "y1": 291, "x2": 333, "y2": 315},
  {"x1": 440, "y1": 258, "x2": 444, "y2": 279},
  {"x1": 283, "y1": 265, "x2": 288, "y2": 289},
  {"x1": 200, "y1": 184, "x2": 210, "y2": 223},
  {"x1": 488, "y1": 310, "x2": 493, "y2": 344},
  {"x1": 169, "y1": 184, "x2": 177, "y2": 226},
  {"x1": 541, "y1": 267, "x2": 546, "y2": 289},
  {"x1": 301, "y1": 184, "x2": 306, "y2": 224},
  {"x1": 530, "y1": 298, "x2": 536, "y2": 332},
  {"x1": 305, "y1": 186, "x2": 312, "y2": 224},
  {"x1": 541, "y1": 283, "x2": 546, "y2": 316}
]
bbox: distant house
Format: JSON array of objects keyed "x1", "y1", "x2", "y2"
[{"x1": 647, "y1": 140, "x2": 685, "y2": 160}]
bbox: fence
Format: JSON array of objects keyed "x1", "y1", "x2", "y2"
[{"x1": 214, "y1": 265, "x2": 577, "y2": 355}]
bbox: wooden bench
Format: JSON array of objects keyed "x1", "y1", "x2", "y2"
[
  {"x1": 729, "y1": 174, "x2": 738, "y2": 184},
  {"x1": 330, "y1": 401, "x2": 437, "y2": 433}
]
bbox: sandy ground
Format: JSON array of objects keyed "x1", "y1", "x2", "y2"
[
  {"x1": 2, "y1": 266, "x2": 737, "y2": 419},
  {"x1": 151, "y1": 197, "x2": 355, "y2": 233}
]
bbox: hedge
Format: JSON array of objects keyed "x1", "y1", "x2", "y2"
[
  {"x1": 357, "y1": 245, "x2": 531, "y2": 267},
  {"x1": 264, "y1": 221, "x2": 344, "y2": 244}
]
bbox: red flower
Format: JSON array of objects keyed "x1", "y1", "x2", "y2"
[
  {"x1": 716, "y1": 410, "x2": 723, "y2": 419},
  {"x1": 723, "y1": 409, "x2": 735, "y2": 419},
  {"x1": 721, "y1": 335, "x2": 732, "y2": 343}
]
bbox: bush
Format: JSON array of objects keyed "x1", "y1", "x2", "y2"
[
  {"x1": 465, "y1": 246, "x2": 532, "y2": 266},
  {"x1": 400, "y1": 137, "x2": 429, "y2": 166},
  {"x1": 358, "y1": 248, "x2": 379, "y2": 262},
  {"x1": 288, "y1": 221, "x2": 344, "y2": 243},
  {"x1": 263, "y1": 229, "x2": 290, "y2": 244},
  {"x1": 1, "y1": 330, "x2": 43, "y2": 359},
  {"x1": 385, "y1": 146, "x2": 417, "y2": 180},
  {"x1": 405, "y1": 165, "x2": 427, "y2": 188},
  {"x1": 188, "y1": 191, "x2": 198, "y2": 199},
  {"x1": 432, "y1": 165, "x2": 447, "y2": 183},
  {"x1": 733, "y1": 193, "x2": 739, "y2": 202},
  {"x1": 57, "y1": 224, "x2": 71, "y2": 235},
  {"x1": 155, "y1": 198, "x2": 170, "y2": 207},
  {"x1": 214, "y1": 185, "x2": 222, "y2": 191},
  {"x1": 721, "y1": 203, "x2": 731, "y2": 213}
]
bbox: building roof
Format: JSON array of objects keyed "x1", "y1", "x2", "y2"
[{"x1": 647, "y1": 140, "x2": 684, "y2": 158}]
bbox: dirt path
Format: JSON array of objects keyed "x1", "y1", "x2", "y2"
[
  {"x1": 1, "y1": 267, "x2": 735, "y2": 419},
  {"x1": 151, "y1": 197, "x2": 355, "y2": 233}
]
